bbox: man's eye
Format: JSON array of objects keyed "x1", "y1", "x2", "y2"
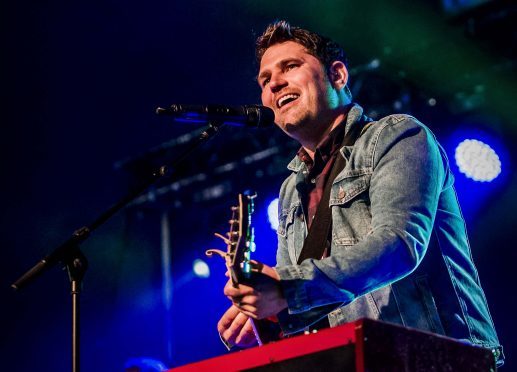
[
  {"x1": 262, "y1": 78, "x2": 270, "y2": 87},
  {"x1": 286, "y1": 64, "x2": 298, "y2": 71}
]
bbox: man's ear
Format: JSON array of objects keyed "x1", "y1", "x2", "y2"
[{"x1": 328, "y1": 61, "x2": 348, "y2": 89}]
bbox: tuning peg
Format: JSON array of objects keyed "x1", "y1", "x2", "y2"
[
  {"x1": 214, "y1": 233, "x2": 232, "y2": 245},
  {"x1": 205, "y1": 249, "x2": 227, "y2": 259}
]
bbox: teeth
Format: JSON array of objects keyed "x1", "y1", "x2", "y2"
[{"x1": 277, "y1": 94, "x2": 299, "y2": 108}]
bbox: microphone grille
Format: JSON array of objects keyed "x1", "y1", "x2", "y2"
[{"x1": 246, "y1": 105, "x2": 275, "y2": 128}]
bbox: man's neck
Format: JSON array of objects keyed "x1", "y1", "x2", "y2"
[{"x1": 300, "y1": 111, "x2": 349, "y2": 160}]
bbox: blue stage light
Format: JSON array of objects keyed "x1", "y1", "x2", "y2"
[
  {"x1": 455, "y1": 139, "x2": 501, "y2": 182},
  {"x1": 124, "y1": 357, "x2": 168, "y2": 371},
  {"x1": 193, "y1": 259, "x2": 210, "y2": 278},
  {"x1": 267, "y1": 198, "x2": 279, "y2": 230}
]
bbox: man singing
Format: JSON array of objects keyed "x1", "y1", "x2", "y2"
[{"x1": 217, "y1": 20, "x2": 503, "y2": 365}]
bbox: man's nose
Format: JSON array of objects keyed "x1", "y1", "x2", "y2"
[{"x1": 269, "y1": 74, "x2": 287, "y2": 93}]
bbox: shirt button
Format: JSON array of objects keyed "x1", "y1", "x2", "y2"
[
  {"x1": 338, "y1": 189, "x2": 346, "y2": 199},
  {"x1": 310, "y1": 178, "x2": 316, "y2": 184}
]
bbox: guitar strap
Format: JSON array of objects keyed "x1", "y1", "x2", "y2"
[{"x1": 296, "y1": 116, "x2": 370, "y2": 265}]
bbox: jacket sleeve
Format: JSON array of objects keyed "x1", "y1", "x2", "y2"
[{"x1": 275, "y1": 116, "x2": 447, "y2": 317}]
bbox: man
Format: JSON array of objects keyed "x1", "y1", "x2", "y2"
[{"x1": 217, "y1": 20, "x2": 503, "y2": 365}]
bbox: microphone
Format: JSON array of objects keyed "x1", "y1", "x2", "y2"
[{"x1": 155, "y1": 104, "x2": 275, "y2": 128}]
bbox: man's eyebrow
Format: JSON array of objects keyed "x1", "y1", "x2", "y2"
[
  {"x1": 256, "y1": 57, "x2": 304, "y2": 82},
  {"x1": 256, "y1": 70, "x2": 269, "y2": 82}
]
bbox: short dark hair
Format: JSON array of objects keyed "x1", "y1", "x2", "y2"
[{"x1": 255, "y1": 20, "x2": 348, "y2": 71}]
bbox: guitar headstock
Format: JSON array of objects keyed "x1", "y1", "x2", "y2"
[{"x1": 206, "y1": 191, "x2": 257, "y2": 287}]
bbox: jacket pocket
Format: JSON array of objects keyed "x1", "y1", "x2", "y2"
[
  {"x1": 330, "y1": 174, "x2": 372, "y2": 245},
  {"x1": 277, "y1": 204, "x2": 297, "y2": 237},
  {"x1": 329, "y1": 174, "x2": 370, "y2": 206}
]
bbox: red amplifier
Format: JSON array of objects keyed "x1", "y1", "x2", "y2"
[{"x1": 168, "y1": 318, "x2": 495, "y2": 371}]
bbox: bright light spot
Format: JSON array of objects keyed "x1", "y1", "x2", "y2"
[
  {"x1": 455, "y1": 139, "x2": 501, "y2": 182},
  {"x1": 124, "y1": 357, "x2": 167, "y2": 371},
  {"x1": 267, "y1": 198, "x2": 279, "y2": 231},
  {"x1": 193, "y1": 259, "x2": 210, "y2": 278}
]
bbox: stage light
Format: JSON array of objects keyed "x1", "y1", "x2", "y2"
[
  {"x1": 193, "y1": 259, "x2": 210, "y2": 278},
  {"x1": 267, "y1": 198, "x2": 279, "y2": 230},
  {"x1": 124, "y1": 357, "x2": 167, "y2": 371},
  {"x1": 455, "y1": 139, "x2": 501, "y2": 182}
]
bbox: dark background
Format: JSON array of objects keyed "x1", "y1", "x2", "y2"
[{"x1": 1, "y1": 0, "x2": 516, "y2": 370}]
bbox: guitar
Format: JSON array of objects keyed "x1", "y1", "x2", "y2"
[{"x1": 206, "y1": 191, "x2": 278, "y2": 346}]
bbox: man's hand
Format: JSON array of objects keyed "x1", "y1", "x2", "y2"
[
  {"x1": 217, "y1": 305, "x2": 257, "y2": 349},
  {"x1": 224, "y1": 263, "x2": 288, "y2": 320}
]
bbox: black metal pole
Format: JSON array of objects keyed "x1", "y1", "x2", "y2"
[
  {"x1": 71, "y1": 279, "x2": 80, "y2": 372},
  {"x1": 66, "y1": 248, "x2": 88, "y2": 372}
]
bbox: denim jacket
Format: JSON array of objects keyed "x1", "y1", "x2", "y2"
[{"x1": 275, "y1": 104, "x2": 503, "y2": 364}]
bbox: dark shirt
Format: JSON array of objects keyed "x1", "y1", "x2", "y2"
[{"x1": 297, "y1": 120, "x2": 348, "y2": 230}]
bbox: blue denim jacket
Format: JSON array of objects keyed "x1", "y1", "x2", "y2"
[{"x1": 275, "y1": 104, "x2": 503, "y2": 364}]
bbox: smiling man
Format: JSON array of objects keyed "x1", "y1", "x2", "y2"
[
  {"x1": 258, "y1": 40, "x2": 350, "y2": 154},
  {"x1": 217, "y1": 20, "x2": 503, "y2": 365}
]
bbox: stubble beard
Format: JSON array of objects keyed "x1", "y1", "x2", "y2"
[
  {"x1": 278, "y1": 104, "x2": 334, "y2": 148},
  {"x1": 276, "y1": 107, "x2": 312, "y2": 140}
]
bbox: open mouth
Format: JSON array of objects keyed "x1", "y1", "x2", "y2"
[{"x1": 277, "y1": 94, "x2": 300, "y2": 109}]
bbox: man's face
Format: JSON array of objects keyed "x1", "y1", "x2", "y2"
[{"x1": 258, "y1": 41, "x2": 340, "y2": 142}]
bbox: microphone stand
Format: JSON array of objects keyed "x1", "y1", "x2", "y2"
[{"x1": 11, "y1": 118, "x2": 224, "y2": 372}]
